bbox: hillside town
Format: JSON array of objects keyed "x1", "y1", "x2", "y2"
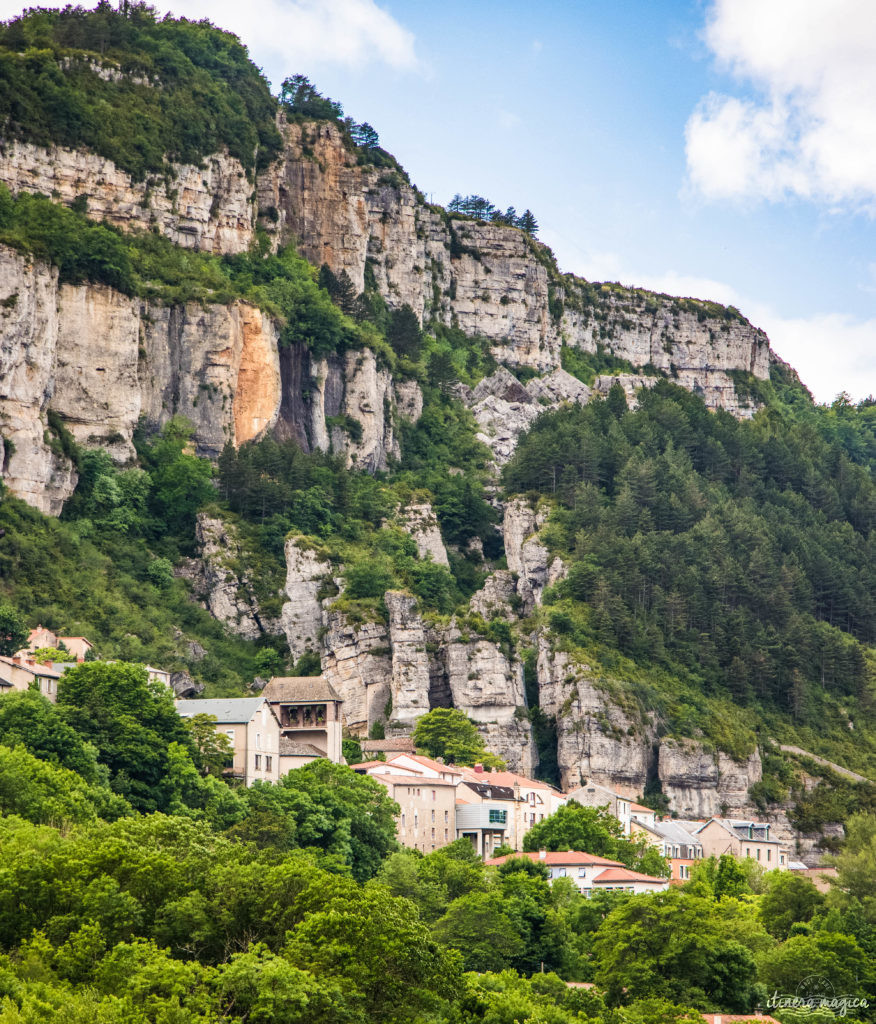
[{"x1": 2, "y1": 627, "x2": 827, "y2": 895}]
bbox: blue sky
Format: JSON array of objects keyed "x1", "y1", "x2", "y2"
[{"x1": 6, "y1": 0, "x2": 873, "y2": 401}]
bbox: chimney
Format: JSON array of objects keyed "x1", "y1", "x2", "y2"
[
  {"x1": 538, "y1": 849, "x2": 547, "y2": 860},
  {"x1": 474, "y1": 763, "x2": 484, "y2": 773},
  {"x1": 490, "y1": 766, "x2": 497, "y2": 773}
]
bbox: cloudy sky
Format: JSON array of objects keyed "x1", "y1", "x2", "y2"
[{"x1": 11, "y1": 0, "x2": 876, "y2": 401}]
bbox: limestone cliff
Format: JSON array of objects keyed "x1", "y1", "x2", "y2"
[
  {"x1": 258, "y1": 117, "x2": 772, "y2": 412},
  {"x1": 0, "y1": 141, "x2": 255, "y2": 254}
]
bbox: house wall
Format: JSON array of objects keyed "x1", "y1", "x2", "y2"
[
  {"x1": 697, "y1": 821, "x2": 788, "y2": 870},
  {"x1": 245, "y1": 704, "x2": 281, "y2": 785},
  {"x1": 391, "y1": 780, "x2": 457, "y2": 853}
]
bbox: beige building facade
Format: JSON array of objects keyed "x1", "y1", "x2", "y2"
[
  {"x1": 695, "y1": 818, "x2": 789, "y2": 870},
  {"x1": 176, "y1": 697, "x2": 281, "y2": 786},
  {"x1": 263, "y1": 676, "x2": 343, "y2": 764},
  {"x1": 369, "y1": 773, "x2": 458, "y2": 853},
  {"x1": 0, "y1": 656, "x2": 64, "y2": 702}
]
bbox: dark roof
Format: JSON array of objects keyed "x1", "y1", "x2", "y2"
[
  {"x1": 263, "y1": 676, "x2": 341, "y2": 703},
  {"x1": 461, "y1": 780, "x2": 516, "y2": 800},
  {"x1": 361, "y1": 738, "x2": 416, "y2": 752},
  {"x1": 279, "y1": 738, "x2": 325, "y2": 757}
]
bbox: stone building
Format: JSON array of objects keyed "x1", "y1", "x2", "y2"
[
  {"x1": 0, "y1": 655, "x2": 64, "y2": 702},
  {"x1": 695, "y1": 818, "x2": 789, "y2": 870},
  {"x1": 262, "y1": 676, "x2": 343, "y2": 764},
  {"x1": 485, "y1": 850, "x2": 670, "y2": 895}
]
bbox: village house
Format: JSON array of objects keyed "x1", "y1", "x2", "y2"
[
  {"x1": 631, "y1": 818, "x2": 705, "y2": 881},
  {"x1": 629, "y1": 802, "x2": 657, "y2": 829},
  {"x1": 369, "y1": 772, "x2": 458, "y2": 853},
  {"x1": 484, "y1": 850, "x2": 670, "y2": 895},
  {"x1": 455, "y1": 777, "x2": 517, "y2": 858},
  {"x1": 176, "y1": 697, "x2": 281, "y2": 786},
  {"x1": 0, "y1": 655, "x2": 64, "y2": 702},
  {"x1": 262, "y1": 676, "x2": 343, "y2": 764},
  {"x1": 565, "y1": 779, "x2": 633, "y2": 835},
  {"x1": 18, "y1": 626, "x2": 94, "y2": 662},
  {"x1": 695, "y1": 818, "x2": 789, "y2": 870},
  {"x1": 352, "y1": 753, "x2": 463, "y2": 852},
  {"x1": 458, "y1": 764, "x2": 567, "y2": 850}
]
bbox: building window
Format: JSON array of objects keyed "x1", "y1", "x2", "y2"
[
  {"x1": 528, "y1": 792, "x2": 536, "y2": 805},
  {"x1": 578, "y1": 867, "x2": 587, "y2": 877},
  {"x1": 226, "y1": 730, "x2": 235, "y2": 740},
  {"x1": 432, "y1": 810, "x2": 435, "y2": 823},
  {"x1": 414, "y1": 815, "x2": 418, "y2": 828},
  {"x1": 444, "y1": 810, "x2": 449, "y2": 823},
  {"x1": 488, "y1": 809, "x2": 507, "y2": 824},
  {"x1": 767, "y1": 848, "x2": 771, "y2": 862},
  {"x1": 254, "y1": 754, "x2": 262, "y2": 770},
  {"x1": 539, "y1": 814, "x2": 544, "y2": 821},
  {"x1": 557, "y1": 867, "x2": 566, "y2": 877},
  {"x1": 529, "y1": 813, "x2": 535, "y2": 824},
  {"x1": 746, "y1": 847, "x2": 751, "y2": 857},
  {"x1": 256, "y1": 733, "x2": 261, "y2": 750},
  {"x1": 265, "y1": 756, "x2": 272, "y2": 772},
  {"x1": 444, "y1": 829, "x2": 448, "y2": 840},
  {"x1": 401, "y1": 813, "x2": 406, "y2": 826},
  {"x1": 432, "y1": 789, "x2": 436, "y2": 801},
  {"x1": 780, "y1": 854, "x2": 785, "y2": 865},
  {"x1": 431, "y1": 828, "x2": 435, "y2": 838}
]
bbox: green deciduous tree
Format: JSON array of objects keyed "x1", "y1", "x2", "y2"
[
  {"x1": 0, "y1": 602, "x2": 27, "y2": 655},
  {"x1": 412, "y1": 707, "x2": 506, "y2": 769}
]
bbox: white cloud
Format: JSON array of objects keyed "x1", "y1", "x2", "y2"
[{"x1": 685, "y1": 0, "x2": 876, "y2": 206}]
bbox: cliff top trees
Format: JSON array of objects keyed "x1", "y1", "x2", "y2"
[{"x1": 447, "y1": 194, "x2": 539, "y2": 235}]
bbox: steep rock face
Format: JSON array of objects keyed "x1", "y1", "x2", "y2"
[
  {"x1": 445, "y1": 630, "x2": 533, "y2": 776},
  {"x1": 537, "y1": 633, "x2": 654, "y2": 794},
  {"x1": 386, "y1": 591, "x2": 432, "y2": 727},
  {"x1": 320, "y1": 611, "x2": 392, "y2": 733},
  {"x1": 281, "y1": 539, "x2": 333, "y2": 660},
  {"x1": 563, "y1": 295, "x2": 770, "y2": 418},
  {"x1": 140, "y1": 300, "x2": 281, "y2": 456},
  {"x1": 657, "y1": 739, "x2": 763, "y2": 818},
  {"x1": 261, "y1": 120, "x2": 772, "y2": 406},
  {"x1": 186, "y1": 513, "x2": 282, "y2": 640},
  {"x1": 0, "y1": 250, "x2": 74, "y2": 514},
  {"x1": 397, "y1": 502, "x2": 449, "y2": 566},
  {"x1": 259, "y1": 122, "x2": 558, "y2": 370},
  {"x1": 0, "y1": 141, "x2": 254, "y2": 254},
  {"x1": 51, "y1": 283, "x2": 141, "y2": 463}
]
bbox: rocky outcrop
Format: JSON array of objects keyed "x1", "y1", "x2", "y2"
[
  {"x1": 469, "y1": 570, "x2": 517, "y2": 619},
  {"x1": 460, "y1": 366, "x2": 593, "y2": 468},
  {"x1": 501, "y1": 498, "x2": 564, "y2": 613},
  {"x1": 0, "y1": 141, "x2": 255, "y2": 254},
  {"x1": 320, "y1": 611, "x2": 392, "y2": 733},
  {"x1": 185, "y1": 513, "x2": 283, "y2": 640},
  {"x1": 657, "y1": 738, "x2": 762, "y2": 818},
  {"x1": 397, "y1": 502, "x2": 449, "y2": 566},
  {"x1": 536, "y1": 633, "x2": 654, "y2": 794},
  {"x1": 386, "y1": 591, "x2": 431, "y2": 726},
  {"x1": 281, "y1": 539, "x2": 333, "y2": 660},
  {"x1": 170, "y1": 670, "x2": 204, "y2": 699}
]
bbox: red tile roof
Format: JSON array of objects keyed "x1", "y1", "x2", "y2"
[
  {"x1": 398, "y1": 753, "x2": 463, "y2": 775},
  {"x1": 485, "y1": 851, "x2": 624, "y2": 867},
  {"x1": 353, "y1": 760, "x2": 423, "y2": 773},
  {"x1": 458, "y1": 766, "x2": 557, "y2": 791},
  {"x1": 630, "y1": 802, "x2": 653, "y2": 812},
  {"x1": 592, "y1": 867, "x2": 668, "y2": 884}
]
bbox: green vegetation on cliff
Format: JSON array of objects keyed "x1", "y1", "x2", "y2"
[{"x1": 0, "y1": 3, "x2": 281, "y2": 178}]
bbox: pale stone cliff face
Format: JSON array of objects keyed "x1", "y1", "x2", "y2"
[
  {"x1": 0, "y1": 141, "x2": 254, "y2": 254},
  {"x1": 259, "y1": 119, "x2": 772, "y2": 407}
]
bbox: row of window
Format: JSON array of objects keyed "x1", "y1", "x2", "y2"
[
  {"x1": 254, "y1": 754, "x2": 273, "y2": 771},
  {"x1": 405, "y1": 787, "x2": 439, "y2": 800},
  {"x1": 401, "y1": 810, "x2": 450, "y2": 826},
  {"x1": 744, "y1": 846, "x2": 784, "y2": 864}
]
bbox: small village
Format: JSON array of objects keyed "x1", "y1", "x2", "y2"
[{"x1": 3, "y1": 625, "x2": 832, "y2": 903}]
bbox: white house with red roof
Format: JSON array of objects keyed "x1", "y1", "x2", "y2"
[{"x1": 484, "y1": 850, "x2": 670, "y2": 895}]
